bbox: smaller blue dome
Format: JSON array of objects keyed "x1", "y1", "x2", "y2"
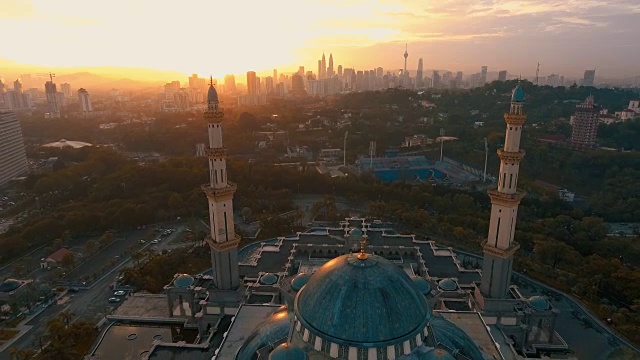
[
  {"x1": 348, "y1": 228, "x2": 363, "y2": 237},
  {"x1": 0, "y1": 279, "x2": 22, "y2": 293},
  {"x1": 260, "y1": 273, "x2": 279, "y2": 285},
  {"x1": 413, "y1": 276, "x2": 431, "y2": 295},
  {"x1": 527, "y1": 296, "x2": 550, "y2": 311},
  {"x1": 269, "y1": 343, "x2": 308, "y2": 360},
  {"x1": 291, "y1": 273, "x2": 311, "y2": 291},
  {"x1": 208, "y1": 85, "x2": 219, "y2": 103},
  {"x1": 437, "y1": 278, "x2": 458, "y2": 291},
  {"x1": 174, "y1": 274, "x2": 194, "y2": 287},
  {"x1": 512, "y1": 85, "x2": 525, "y2": 102}
]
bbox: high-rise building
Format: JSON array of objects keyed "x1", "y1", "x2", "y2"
[
  {"x1": 164, "y1": 81, "x2": 180, "y2": 101},
  {"x1": 455, "y1": 71, "x2": 463, "y2": 87},
  {"x1": 224, "y1": 74, "x2": 236, "y2": 94},
  {"x1": 570, "y1": 96, "x2": 599, "y2": 149},
  {"x1": 337, "y1": 65, "x2": 343, "y2": 78},
  {"x1": 320, "y1": 53, "x2": 326, "y2": 79},
  {"x1": 61, "y1": 83, "x2": 72, "y2": 97},
  {"x1": 327, "y1": 53, "x2": 334, "y2": 78},
  {"x1": 0, "y1": 111, "x2": 28, "y2": 187},
  {"x1": 498, "y1": 70, "x2": 507, "y2": 82},
  {"x1": 77, "y1": 88, "x2": 92, "y2": 114},
  {"x1": 188, "y1": 75, "x2": 206, "y2": 103},
  {"x1": 480, "y1": 85, "x2": 526, "y2": 299},
  {"x1": 44, "y1": 81, "x2": 60, "y2": 118},
  {"x1": 290, "y1": 74, "x2": 305, "y2": 96},
  {"x1": 201, "y1": 80, "x2": 241, "y2": 291},
  {"x1": 13, "y1": 79, "x2": 22, "y2": 93},
  {"x1": 480, "y1": 66, "x2": 488, "y2": 85},
  {"x1": 431, "y1": 71, "x2": 440, "y2": 88},
  {"x1": 264, "y1": 76, "x2": 274, "y2": 94},
  {"x1": 273, "y1": 69, "x2": 277, "y2": 84},
  {"x1": 416, "y1": 58, "x2": 424, "y2": 87},
  {"x1": 583, "y1": 69, "x2": 595, "y2": 86},
  {"x1": 246, "y1": 71, "x2": 257, "y2": 96},
  {"x1": 298, "y1": 66, "x2": 305, "y2": 76}
]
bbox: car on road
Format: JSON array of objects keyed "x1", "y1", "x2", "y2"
[
  {"x1": 108, "y1": 297, "x2": 121, "y2": 303},
  {"x1": 114, "y1": 291, "x2": 126, "y2": 296}
]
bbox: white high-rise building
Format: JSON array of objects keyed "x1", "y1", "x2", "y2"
[
  {"x1": 77, "y1": 88, "x2": 92, "y2": 114},
  {"x1": 0, "y1": 111, "x2": 28, "y2": 186}
]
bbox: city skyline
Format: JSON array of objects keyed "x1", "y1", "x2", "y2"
[{"x1": 1, "y1": 0, "x2": 640, "y2": 80}]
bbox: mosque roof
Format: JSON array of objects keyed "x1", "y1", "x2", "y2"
[
  {"x1": 429, "y1": 315, "x2": 486, "y2": 360},
  {"x1": 260, "y1": 273, "x2": 279, "y2": 285},
  {"x1": 512, "y1": 85, "x2": 525, "y2": 102},
  {"x1": 437, "y1": 278, "x2": 458, "y2": 292},
  {"x1": 208, "y1": 84, "x2": 219, "y2": 103},
  {"x1": 295, "y1": 253, "x2": 431, "y2": 348}
]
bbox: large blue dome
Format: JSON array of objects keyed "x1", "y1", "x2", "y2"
[
  {"x1": 511, "y1": 85, "x2": 525, "y2": 102},
  {"x1": 295, "y1": 253, "x2": 430, "y2": 348}
]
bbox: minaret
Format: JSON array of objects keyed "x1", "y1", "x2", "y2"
[
  {"x1": 480, "y1": 85, "x2": 526, "y2": 299},
  {"x1": 202, "y1": 78, "x2": 240, "y2": 290}
]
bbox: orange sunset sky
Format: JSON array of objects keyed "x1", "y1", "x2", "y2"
[{"x1": 1, "y1": 0, "x2": 639, "y2": 81}]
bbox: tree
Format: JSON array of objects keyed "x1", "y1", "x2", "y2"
[
  {"x1": 168, "y1": 193, "x2": 185, "y2": 213},
  {"x1": 84, "y1": 240, "x2": 98, "y2": 256},
  {"x1": 98, "y1": 232, "x2": 115, "y2": 248},
  {"x1": 61, "y1": 253, "x2": 76, "y2": 269},
  {"x1": 241, "y1": 207, "x2": 252, "y2": 222}
]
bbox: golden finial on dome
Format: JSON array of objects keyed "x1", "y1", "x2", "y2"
[{"x1": 357, "y1": 234, "x2": 368, "y2": 260}]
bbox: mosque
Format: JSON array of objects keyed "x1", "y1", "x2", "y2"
[{"x1": 91, "y1": 83, "x2": 575, "y2": 360}]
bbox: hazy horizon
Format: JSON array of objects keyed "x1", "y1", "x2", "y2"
[{"x1": 2, "y1": 0, "x2": 640, "y2": 83}]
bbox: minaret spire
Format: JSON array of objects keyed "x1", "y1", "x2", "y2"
[
  {"x1": 202, "y1": 80, "x2": 240, "y2": 290},
  {"x1": 480, "y1": 85, "x2": 526, "y2": 299}
]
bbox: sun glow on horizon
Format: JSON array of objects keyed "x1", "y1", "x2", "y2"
[{"x1": 1, "y1": 0, "x2": 639, "y2": 80}]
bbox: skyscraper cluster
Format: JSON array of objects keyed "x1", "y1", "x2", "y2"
[{"x1": 570, "y1": 95, "x2": 600, "y2": 149}]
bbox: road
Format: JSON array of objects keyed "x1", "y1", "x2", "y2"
[{"x1": 0, "y1": 225, "x2": 189, "y2": 357}]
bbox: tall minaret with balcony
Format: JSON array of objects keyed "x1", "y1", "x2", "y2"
[
  {"x1": 480, "y1": 85, "x2": 526, "y2": 299},
  {"x1": 202, "y1": 78, "x2": 240, "y2": 290}
]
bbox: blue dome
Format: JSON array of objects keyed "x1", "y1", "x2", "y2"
[
  {"x1": 413, "y1": 276, "x2": 432, "y2": 295},
  {"x1": 269, "y1": 343, "x2": 308, "y2": 360},
  {"x1": 437, "y1": 278, "x2": 458, "y2": 291},
  {"x1": 208, "y1": 85, "x2": 219, "y2": 103},
  {"x1": 260, "y1": 273, "x2": 279, "y2": 285},
  {"x1": 291, "y1": 273, "x2": 311, "y2": 292},
  {"x1": 527, "y1": 296, "x2": 550, "y2": 311},
  {"x1": 236, "y1": 309, "x2": 291, "y2": 360},
  {"x1": 0, "y1": 279, "x2": 22, "y2": 293},
  {"x1": 174, "y1": 274, "x2": 194, "y2": 287},
  {"x1": 295, "y1": 254, "x2": 430, "y2": 348},
  {"x1": 511, "y1": 85, "x2": 525, "y2": 102},
  {"x1": 429, "y1": 315, "x2": 485, "y2": 360}
]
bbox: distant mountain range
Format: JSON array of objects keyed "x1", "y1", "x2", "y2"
[{"x1": 0, "y1": 58, "x2": 190, "y2": 90}]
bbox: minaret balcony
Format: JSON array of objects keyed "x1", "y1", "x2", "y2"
[
  {"x1": 204, "y1": 111, "x2": 224, "y2": 122},
  {"x1": 206, "y1": 233, "x2": 241, "y2": 251},
  {"x1": 205, "y1": 147, "x2": 228, "y2": 158},
  {"x1": 482, "y1": 240, "x2": 520, "y2": 258},
  {"x1": 487, "y1": 189, "x2": 525, "y2": 206},
  {"x1": 202, "y1": 182, "x2": 237, "y2": 200},
  {"x1": 504, "y1": 113, "x2": 526, "y2": 125},
  {"x1": 497, "y1": 149, "x2": 525, "y2": 162}
]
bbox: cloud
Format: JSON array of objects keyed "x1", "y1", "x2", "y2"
[{"x1": 0, "y1": 0, "x2": 35, "y2": 18}]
